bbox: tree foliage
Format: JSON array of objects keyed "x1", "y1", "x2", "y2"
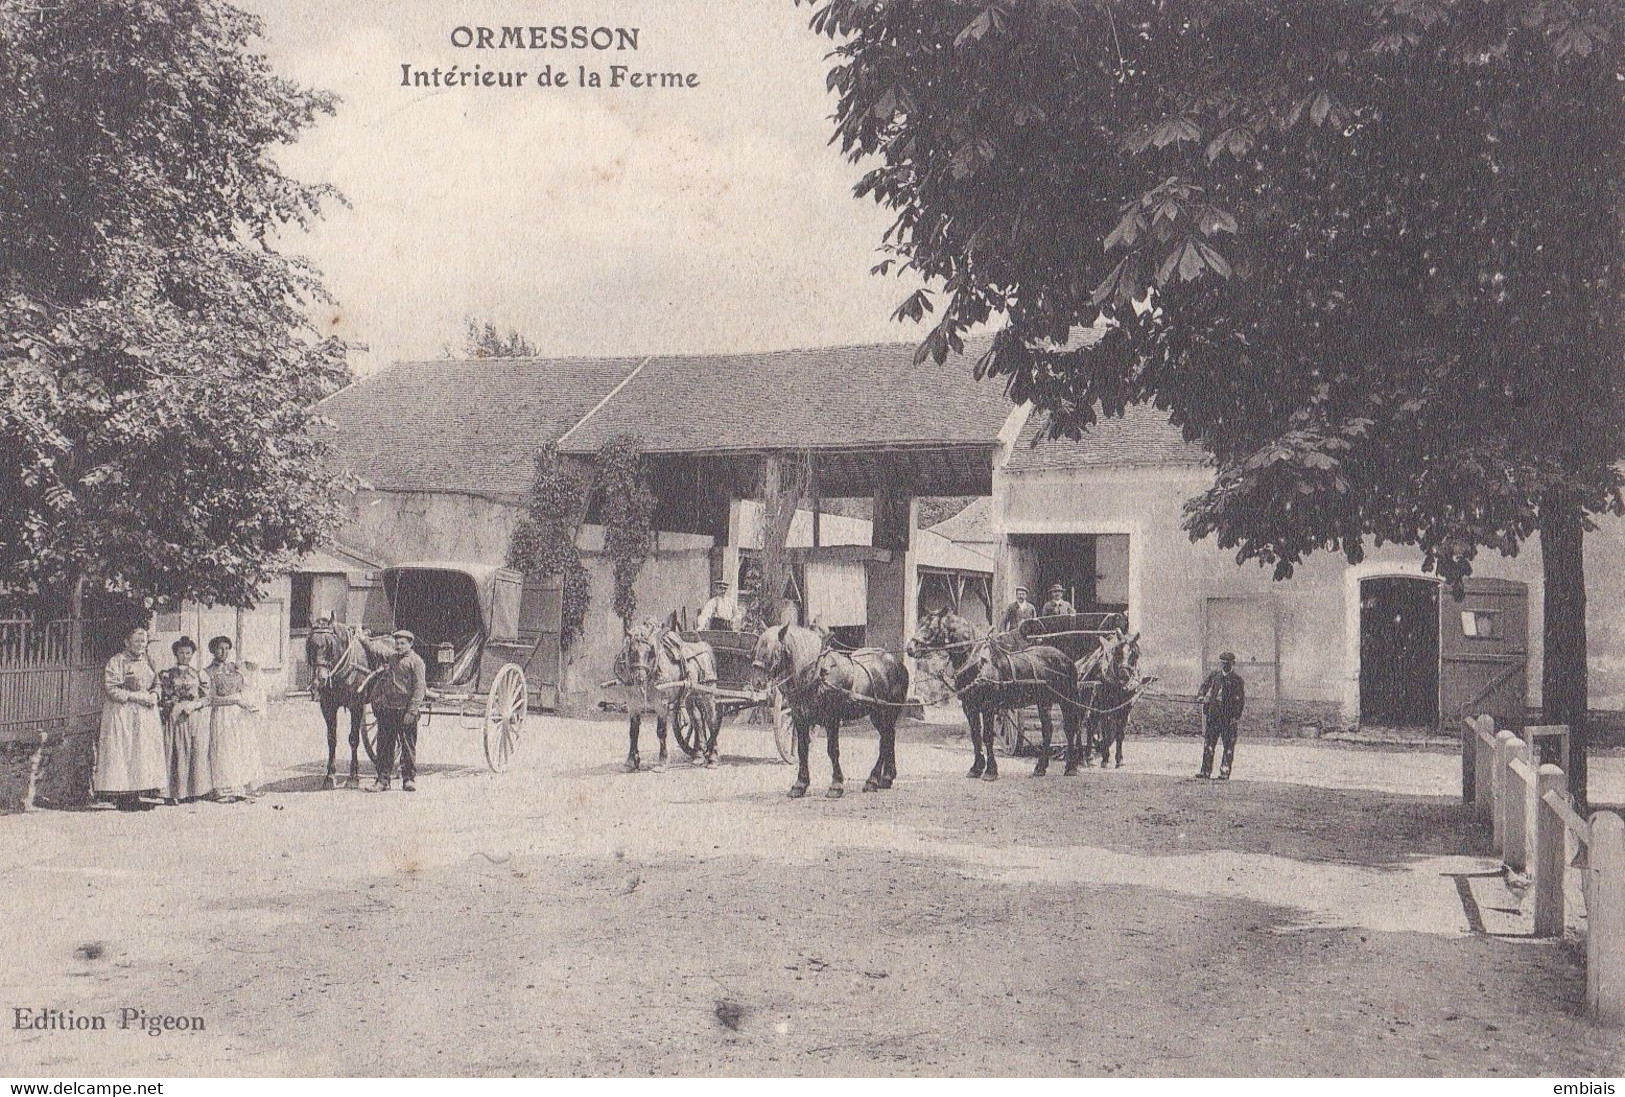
[
  {"x1": 0, "y1": 0, "x2": 352, "y2": 609},
  {"x1": 508, "y1": 444, "x2": 592, "y2": 650},
  {"x1": 807, "y1": 0, "x2": 1625, "y2": 581},
  {"x1": 452, "y1": 316, "x2": 540, "y2": 359},
  {"x1": 805, "y1": 0, "x2": 1625, "y2": 800},
  {"x1": 596, "y1": 435, "x2": 657, "y2": 627}
]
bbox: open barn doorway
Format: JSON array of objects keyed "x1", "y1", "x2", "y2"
[
  {"x1": 1359, "y1": 576, "x2": 1440, "y2": 728},
  {"x1": 1006, "y1": 533, "x2": 1130, "y2": 617}
]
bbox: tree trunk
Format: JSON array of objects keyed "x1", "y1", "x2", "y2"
[
  {"x1": 758, "y1": 452, "x2": 809, "y2": 629},
  {"x1": 1540, "y1": 495, "x2": 1588, "y2": 810}
]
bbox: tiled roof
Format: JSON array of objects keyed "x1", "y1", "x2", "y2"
[
  {"x1": 557, "y1": 336, "x2": 1012, "y2": 454},
  {"x1": 1006, "y1": 403, "x2": 1209, "y2": 471},
  {"x1": 924, "y1": 497, "x2": 998, "y2": 544},
  {"x1": 317, "y1": 356, "x2": 642, "y2": 496}
]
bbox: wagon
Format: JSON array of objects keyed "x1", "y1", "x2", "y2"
[
  {"x1": 997, "y1": 612, "x2": 1122, "y2": 755},
  {"x1": 357, "y1": 562, "x2": 557, "y2": 772},
  {"x1": 681, "y1": 629, "x2": 795, "y2": 763}
]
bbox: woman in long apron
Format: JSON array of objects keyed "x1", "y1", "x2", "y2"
[
  {"x1": 94, "y1": 625, "x2": 166, "y2": 811},
  {"x1": 205, "y1": 636, "x2": 261, "y2": 802},
  {"x1": 158, "y1": 636, "x2": 211, "y2": 803}
]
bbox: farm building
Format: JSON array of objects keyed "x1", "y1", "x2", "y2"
[
  {"x1": 311, "y1": 343, "x2": 1007, "y2": 707},
  {"x1": 309, "y1": 337, "x2": 1625, "y2": 732}
]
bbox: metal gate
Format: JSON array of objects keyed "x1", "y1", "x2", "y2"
[{"x1": 0, "y1": 618, "x2": 104, "y2": 746}]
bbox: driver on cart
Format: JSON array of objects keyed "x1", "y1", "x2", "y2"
[
  {"x1": 360, "y1": 628, "x2": 427, "y2": 793},
  {"x1": 697, "y1": 579, "x2": 739, "y2": 632}
]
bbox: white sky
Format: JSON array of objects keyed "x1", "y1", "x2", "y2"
[{"x1": 248, "y1": 0, "x2": 929, "y2": 373}]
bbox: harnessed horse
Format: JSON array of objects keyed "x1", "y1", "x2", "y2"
[
  {"x1": 616, "y1": 620, "x2": 720, "y2": 772},
  {"x1": 305, "y1": 617, "x2": 384, "y2": 789},
  {"x1": 1076, "y1": 630, "x2": 1147, "y2": 768},
  {"x1": 907, "y1": 608, "x2": 1004, "y2": 780},
  {"x1": 752, "y1": 624, "x2": 909, "y2": 798},
  {"x1": 956, "y1": 628, "x2": 1084, "y2": 776}
]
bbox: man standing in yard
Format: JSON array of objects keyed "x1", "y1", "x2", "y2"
[
  {"x1": 363, "y1": 629, "x2": 426, "y2": 792},
  {"x1": 1196, "y1": 652, "x2": 1245, "y2": 780}
]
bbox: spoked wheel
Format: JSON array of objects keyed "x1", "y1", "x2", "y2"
[
  {"x1": 770, "y1": 686, "x2": 796, "y2": 765},
  {"x1": 482, "y1": 663, "x2": 527, "y2": 772},
  {"x1": 672, "y1": 694, "x2": 703, "y2": 760},
  {"x1": 997, "y1": 706, "x2": 1027, "y2": 757},
  {"x1": 361, "y1": 707, "x2": 379, "y2": 765}
]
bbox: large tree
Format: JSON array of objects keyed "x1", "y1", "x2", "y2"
[
  {"x1": 804, "y1": 0, "x2": 1625, "y2": 804},
  {"x1": 0, "y1": 0, "x2": 351, "y2": 611}
]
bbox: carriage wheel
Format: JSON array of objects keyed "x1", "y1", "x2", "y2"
[
  {"x1": 997, "y1": 706, "x2": 1027, "y2": 757},
  {"x1": 482, "y1": 664, "x2": 527, "y2": 772},
  {"x1": 770, "y1": 686, "x2": 796, "y2": 765},
  {"x1": 672, "y1": 695, "x2": 703, "y2": 759},
  {"x1": 361, "y1": 707, "x2": 378, "y2": 766}
]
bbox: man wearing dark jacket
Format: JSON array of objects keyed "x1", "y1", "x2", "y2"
[
  {"x1": 363, "y1": 629, "x2": 427, "y2": 792},
  {"x1": 1196, "y1": 651, "x2": 1245, "y2": 780}
]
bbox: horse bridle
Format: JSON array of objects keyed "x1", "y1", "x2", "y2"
[{"x1": 308, "y1": 622, "x2": 358, "y2": 687}]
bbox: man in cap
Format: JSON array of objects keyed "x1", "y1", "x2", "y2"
[
  {"x1": 361, "y1": 628, "x2": 427, "y2": 792},
  {"x1": 1039, "y1": 582, "x2": 1075, "y2": 619},
  {"x1": 1195, "y1": 651, "x2": 1245, "y2": 780},
  {"x1": 696, "y1": 579, "x2": 740, "y2": 632},
  {"x1": 998, "y1": 585, "x2": 1038, "y2": 639}
]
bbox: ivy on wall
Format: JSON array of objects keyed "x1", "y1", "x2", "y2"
[
  {"x1": 507, "y1": 444, "x2": 591, "y2": 649},
  {"x1": 596, "y1": 434, "x2": 656, "y2": 628}
]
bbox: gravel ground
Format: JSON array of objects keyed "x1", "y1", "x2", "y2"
[{"x1": 1, "y1": 703, "x2": 1621, "y2": 1077}]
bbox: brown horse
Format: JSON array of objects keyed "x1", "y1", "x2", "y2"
[
  {"x1": 1076, "y1": 631, "x2": 1149, "y2": 768},
  {"x1": 305, "y1": 617, "x2": 383, "y2": 789},
  {"x1": 752, "y1": 624, "x2": 909, "y2": 798},
  {"x1": 957, "y1": 632, "x2": 1085, "y2": 776},
  {"x1": 907, "y1": 608, "x2": 1002, "y2": 780},
  {"x1": 616, "y1": 620, "x2": 719, "y2": 772}
]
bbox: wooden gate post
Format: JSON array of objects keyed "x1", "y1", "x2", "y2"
[
  {"x1": 1492, "y1": 730, "x2": 1517, "y2": 855},
  {"x1": 1535, "y1": 764, "x2": 1569, "y2": 938},
  {"x1": 1589, "y1": 812, "x2": 1625, "y2": 1026},
  {"x1": 1504, "y1": 742, "x2": 1532, "y2": 873}
]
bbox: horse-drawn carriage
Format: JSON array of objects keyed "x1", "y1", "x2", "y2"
[
  {"x1": 682, "y1": 629, "x2": 796, "y2": 761},
  {"x1": 308, "y1": 562, "x2": 557, "y2": 783},
  {"x1": 998, "y1": 612, "x2": 1126, "y2": 754}
]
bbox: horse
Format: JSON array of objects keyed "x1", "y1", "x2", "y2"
[
  {"x1": 907, "y1": 608, "x2": 1002, "y2": 780},
  {"x1": 752, "y1": 623, "x2": 909, "y2": 798},
  {"x1": 1076, "y1": 630, "x2": 1149, "y2": 768},
  {"x1": 616, "y1": 620, "x2": 720, "y2": 772},
  {"x1": 956, "y1": 630, "x2": 1085, "y2": 776},
  {"x1": 304, "y1": 616, "x2": 384, "y2": 789}
]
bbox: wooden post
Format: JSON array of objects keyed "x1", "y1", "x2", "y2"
[
  {"x1": 1535, "y1": 764, "x2": 1568, "y2": 938},
  {"x1": 1588, "y1": 812, "x2": 1625, "y2": 1026},
  {"x1": 1475, "y1": 719, "x2": 1496, "y2": 823},
  {"x1": 1469, "y1": 715, "x2": 1482, "y2": 802},
  {"x1": 1492, "y1": 730, "x2": 1516, "y2": 855},
  {"x1": 1505, "y1": 752, "x2": 1532, "y2": 874}
]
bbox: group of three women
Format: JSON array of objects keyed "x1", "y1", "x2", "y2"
[{"x1": 95, "y1": 624, "x2": 265, "y2": 811}]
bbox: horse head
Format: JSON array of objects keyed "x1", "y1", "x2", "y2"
[
  {"x1": 305, "y1": 615, "x2": 346, "y2": 690},
  {"x1": 618, "y1": 620, "x2": 660, "y2": 685},
  {"x1": 904, "y1": 607, "x2": 949, "y2": 659}
]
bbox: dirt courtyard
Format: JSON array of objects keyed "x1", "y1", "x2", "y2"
[{"x1": 2, "y1": 703, "x2": 1622, "y2": 1077}]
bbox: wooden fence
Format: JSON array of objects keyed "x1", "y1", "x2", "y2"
[{"x1": 1463, "y1": 715, "x2": 1625, "y2": 1026}]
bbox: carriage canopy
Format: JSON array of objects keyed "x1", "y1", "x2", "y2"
[{"x1": 379, "y1": 563, "x2": 524, "y2": 685}]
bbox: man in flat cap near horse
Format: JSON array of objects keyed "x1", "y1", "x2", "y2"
[
  {"x1": 998, "y1": 585, "x2": 1038, "y2": 641},
  {"x1": 360, "y1": 628, "x2": 427, "y2": 792},
  {"x1": 1196, "y1": 651, "x2": 1245, "y2": 780}
]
